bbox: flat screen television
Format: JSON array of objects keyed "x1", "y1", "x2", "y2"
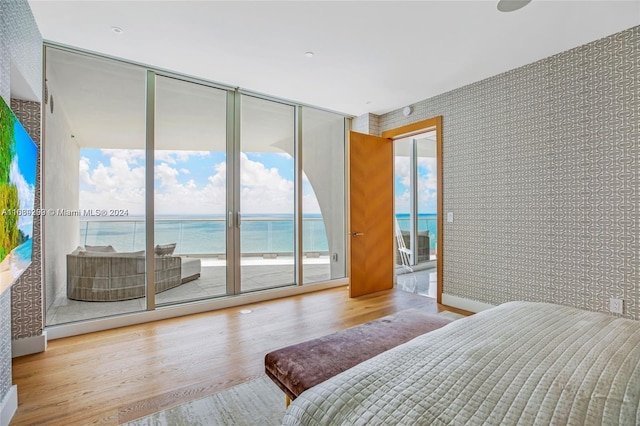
[{"x1": 0, "y1": 95, "x2": 38, "y2": 291}]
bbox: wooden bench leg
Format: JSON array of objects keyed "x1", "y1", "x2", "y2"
[{"x1": 286, "y1": 395, "x2": 291, "y2": 407}]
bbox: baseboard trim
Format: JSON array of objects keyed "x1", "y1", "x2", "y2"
[
  {"x1": 0, "y1": 385, "x2": 17, "y2": 426},
  {"x1": 442, "y1": 294, "x2": 496, "y2": 313},
  {"x1": 12, "y1": 331, "x2": 47, "y2": 357}
]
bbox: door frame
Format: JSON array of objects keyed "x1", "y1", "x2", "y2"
[{"x1": 381, "y1": 116, "x2": 443, "y2": 304}]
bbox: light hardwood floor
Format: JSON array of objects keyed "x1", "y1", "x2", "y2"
[{"x1": 11, "y1": 286, "x2": 470, "y2": 425}]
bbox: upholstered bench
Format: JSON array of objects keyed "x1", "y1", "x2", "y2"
[{"x1": 265, "y1": 309, "x2": 454, "y2": 405}]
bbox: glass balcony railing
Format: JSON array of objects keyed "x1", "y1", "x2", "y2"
[
  {"x1": 79, "y1": 216, "x2": 438, "y2": 257},
  {"x1": 395, "y1": 217, "x2": 438, "y2": 251},
  {"x1": 79, "y1": 217, "x2": 330, "y2": 256}
]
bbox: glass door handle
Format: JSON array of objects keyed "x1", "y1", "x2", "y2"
[{"x1": 228, "y1": 211, "x2": 241, "y2": 228}]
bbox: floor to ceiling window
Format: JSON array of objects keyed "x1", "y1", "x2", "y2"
[
  {"x1": 239, "y1": 95, "x2": 296, "y2": 292},
  {"x1": 154, "y1": 75, "x2": 229, "y2": 306},
  {"x1": 44, "y1": 48, "x2": 148, "y2": 325},
  {"x1": 394, "y1": 130, "x2": 437, "y2": 297},
  {"x1": 43, "y1": 46, "x2": 348, "y2": 327}
]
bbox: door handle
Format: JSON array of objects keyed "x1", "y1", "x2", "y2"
[{"x1": 350, "y1": 232, "x2": 365, "y2": 237}]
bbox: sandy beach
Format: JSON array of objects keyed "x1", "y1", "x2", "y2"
[{"x1": 0, "y1": 252, "x2": 19, "y2": 295}]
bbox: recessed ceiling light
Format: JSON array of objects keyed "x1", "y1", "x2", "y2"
[
  {"x1": 497, "y1": 0, "x2": 531, "y2": 12},
  {"x1": 111, "y1": 26, "x2": 124, "y2": 34},
  {"x1": 239, "y1": 309, "x2": 252, "y2": 314},
  {"x1": 304, "y1": 52, "x2": 314, "y2": 58}
]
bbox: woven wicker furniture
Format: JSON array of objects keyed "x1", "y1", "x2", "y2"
[{"x1": 66, "y1": 245, "x2": 198, "y2": 301}]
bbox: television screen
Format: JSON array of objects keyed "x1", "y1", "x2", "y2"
[{"x1": 0, "y1": 95, "x2": 38, "y2": 291}]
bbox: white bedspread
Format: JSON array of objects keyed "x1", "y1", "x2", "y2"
[{"x1": 282, "y1": 302, "x2": 640, "y2": 426}]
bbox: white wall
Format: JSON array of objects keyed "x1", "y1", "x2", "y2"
[
  {"x1": 302, "y1": 114, "x2": 346, "y2": 279},
  {"x1": 43, "y1": 85, "x2": 80, "y2": 311}
]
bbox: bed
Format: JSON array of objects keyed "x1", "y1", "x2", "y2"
[{"x1": 282, "y1": 301, "x2": 640, "y2": 425}]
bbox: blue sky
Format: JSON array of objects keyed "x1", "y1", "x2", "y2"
[
  {"x1": 79, "y1": 149, "x2": 320, "y2": 216},
  {"x1": 9, "y1": 120, "x2": 38, "y2": 236},
  {"x1": 394, "y1": 155, "x2": 437, "y2": 214},
  {"x1": 13, "y1": 122, "x2": 38, "y2": 187}
]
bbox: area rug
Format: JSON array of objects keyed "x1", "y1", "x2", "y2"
[
  {"x1": 123, "y1": 376, "x2": 285, "y2": 426},
  {"x1": 437, "y1": 310, "x2": 467, "y2": 321},
  {"x1": 124, "y1": 311, "x2": 465, "y2": 426}
]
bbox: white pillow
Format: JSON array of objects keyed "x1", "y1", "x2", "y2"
[
  {"x1": 155, "y1": 243, "x2": 177, "y2": 256},
  {"x1": 70, "y1": 246, "x2": 85, "y2": 255},
  {"x1": 111, "y1": 250, "x2": 145, "y2": 257},
  {"x1": 84, "y1": 244, "x2": 116, "y2": 253}
]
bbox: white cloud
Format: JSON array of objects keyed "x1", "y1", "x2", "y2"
[
  {"x1": 155, "y1": 161, "x2": 226, "y2": 215},
  {"x1": 239, "y1": 153, "x2": 294, "y2": 214},
  {"x1": 79, "y1": 156, "x2": 93, "y2": 186},
  {"x1": 180, "y1": 168, "x2": 190, "y2": 174},
  {"x1": 395, "y1": 189, "x2": 411, "y2": 214},
  {"x1": 80, "y1": 151, "x2": 299, "y2": 216},
  {"x1": 100, "y1": 149, "x2": 144, "y2": 165},
  {"x1": 394, "y1": 156, "x2": 437, "y2": 213},
  {"x1": 395, "y1": 156, "x2": 411, "y2": 187},
  {"x1": 155, "y1": 162, "x2": 179, "y2": 187},
  {"x1": 9, "y1": 156, "x2": 35, "y2": 235},
  {"x1": 79, "y1": 151, "x2": 146, "y2": 215},
  {"x1": 417, "y1": 157, "x2": 437, "y2": 192},
  {"x1": 155, "y1": 150, "x2": 210, "y2": 165}
]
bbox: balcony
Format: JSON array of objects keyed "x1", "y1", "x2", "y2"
[{"x1": 47, "y1": 216, "x2": 437, "y2": 326}]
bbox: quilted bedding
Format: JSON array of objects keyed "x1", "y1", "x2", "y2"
[{"x1": 282, "y1": 301, "x2": 640, "y2": 426}]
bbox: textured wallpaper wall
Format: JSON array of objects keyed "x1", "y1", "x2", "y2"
[
  {"x1": 0, "y1": 293, "x2": 11, "y2": 405},
  {"x1": 0, "y1": 0, "x2": 42, "y2": 406},
  {"x1": 352, "y1": 113, "x2": 381, "y2": 136},
  {"x1": 380, "y1": 26, "x2": 639, "y2": 319},
  {"x1": 0, "y1": 0, "x2": 42, "y2": 102}
]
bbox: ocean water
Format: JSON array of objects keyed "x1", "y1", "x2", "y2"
[
  {"x1": 13, "y1": 238, "x2": 33, "y2": 262},
  {"x1": 80, "y1": 214, "x2": 438, "y2": 255},
  {"x1": 396, "y1": 214, "x2": 438, "y2": 250},
  {"x1": 10, "y1": 239, "x2": 32, "y2": 276},
  {"x1": 80, "y1": 216, "x2": 331, "y2": 255}
]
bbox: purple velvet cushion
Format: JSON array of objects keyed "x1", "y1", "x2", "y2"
[{"x1": 265, "y1": 309, "x2": 453, "y2": 400}]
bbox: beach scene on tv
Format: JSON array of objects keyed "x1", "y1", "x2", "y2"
[{"x1": 0, "y1": 97, "x2": 38, "y2": 290}]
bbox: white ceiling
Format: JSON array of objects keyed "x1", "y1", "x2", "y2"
[
  {"x1": 29, "y1": 1, "x2": 640, "y2": 116},
  {"x1": 45, "y1": 47, "x2": 344, "y2": 151}
]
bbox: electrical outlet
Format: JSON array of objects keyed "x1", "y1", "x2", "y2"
[{"x1": 609, "y1": 298, "x2": 624, "y2": 314}]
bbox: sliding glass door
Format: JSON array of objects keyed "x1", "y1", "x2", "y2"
[
  {"x1": 394, "y1": 131, "x2": 437, "y2": 269},
  {"x1": 238, "y1": 95, "x2": 295, "y2": 292},
  {"x1": 43, "y1": 46, "x2": 347, "y2": 327},
  {"x1": 44, "y1": 48, "x2": 148, "y2": 325},
  {"x1": 154, "y1": 75, "x2": 229, "y2": 306}
]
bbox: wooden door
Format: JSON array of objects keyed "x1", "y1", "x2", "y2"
[{"x1": 349, "y1": 132, "x2": 394, "y2": 297}]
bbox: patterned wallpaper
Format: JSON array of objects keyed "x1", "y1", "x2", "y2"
[
  {"x1": 352, "y1": 113, "x2": 381, "y2": 136},
  {"x1": 0, "y1": 292, "x2": 11, "y2": 404},
  {"x1": 380, "y1": 26, "x2": 639, "y2": 319},
  {"x1": 0, "y1": 0, "x2": 42, "y2": 102},
  {"x1": 10, "y1": 99, "x2": 43, "y2": 340},
  {"x1": 0, "y1": 0, "x2": 42, "y2": 406}
]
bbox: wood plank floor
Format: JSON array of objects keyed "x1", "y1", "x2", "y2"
[{"x1": 11, "y1": 287, "x2": 470, "y2": 425}]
